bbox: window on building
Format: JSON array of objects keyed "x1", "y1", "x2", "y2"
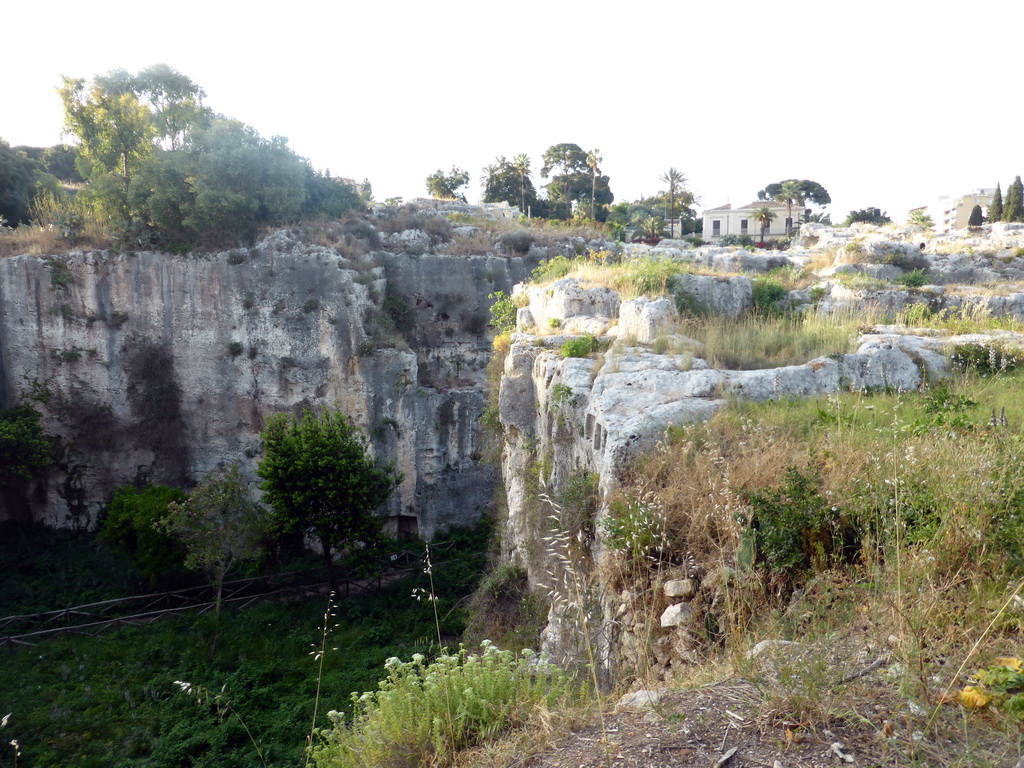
[
  {"x1": 712, "y1": 220, "x2": 721, "y2": 236},
  {"x1": 785, "y1": 217, "x2": 793, "y2": 232},
  {"x1": 740, "y1": 219, "x2": 748, "y2": 234}
]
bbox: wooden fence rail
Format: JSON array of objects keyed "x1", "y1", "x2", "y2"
[{"x1": 1, "y1": 540, "x2": 457, "y2": 651}]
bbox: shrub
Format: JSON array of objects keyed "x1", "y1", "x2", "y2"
[
  {"x1": 894, "y1": 268, "x2": 928, "y2": 288},
  {"x1": 561, "y1": 335, "x2": 598, "y2": 358},
  {"x1": 531, "y1": 254, "x2": 577, "y2": 283},
  {"x1": 949, "y1": 342, "x2": 1024, "y2": 375},
  {"x1": 751, "y1": 277, "x2": 789, "y2": 315},
  {"x1": 496, "y1": 229, "x2": 535, "y2": 255},
  {"x1": 97, "y1": 484, "x2": 189, "y2": 586},
  {"x1": 742, "y1": 466, "x2": 855, "y2": 578},
  {"x1": 0, "y1": 405, "x2": 51, "y2": 488},
  {"x1": 488, "y1": 291, "x2": 519, "y2": 334},
  {"x1": 311, "y1": 643, "x2": 576, "y2": 768}
]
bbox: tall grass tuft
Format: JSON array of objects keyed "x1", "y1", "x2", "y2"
[
  {"x1": 682, "y1": 309, "x2": 863, "y2": 370},
  {"x1": 310, "y1": 643, "x2": 577, "y2": 768}
]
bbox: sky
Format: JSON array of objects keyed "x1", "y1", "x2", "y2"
[{"x1": 4, "y1": 0, "x2": 1022, "y2": 225}]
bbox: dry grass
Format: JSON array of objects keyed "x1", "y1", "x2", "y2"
[
  {"x1": 444, "y1": 230, "x2": 495, "y2": 256},
  {"x1": 605, "y1": 372, "x2": 1024, "y2": 762}
]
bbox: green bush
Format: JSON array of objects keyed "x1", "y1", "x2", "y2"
[
  {"x1": 561, "y1": 335, "x2": 598, "y2": 358},
  {"x1": 743, "y1": 466, "x2": 856, "y2": 578},
  {"x1": 98, "y1": 484, "x2": 189, "y2": 586},
  {"x1": 0, "y1": 405, "x2": 51, "y2": 488},
  {"x1": 751, "y1": 277, "x2": 789, "y2": 315},
  {"x1": 894, "y1": 268, "x2": 928, "y2": 287},
  {"x1": 496, "y1": 229, "x2": 535, "y2": 255},
  {"x1": 487, "y1": 291, "x2": 519, "y2": 334},
  {"x1": 311, "y1": 643, "x2": 576, "y2": 768}
]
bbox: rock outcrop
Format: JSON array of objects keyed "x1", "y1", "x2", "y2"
[{"x1": 0, "y1": 229, "x2": 537, "y2": 535}]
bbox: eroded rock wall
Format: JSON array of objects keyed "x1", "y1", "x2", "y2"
[{"x1": 0, "y1": 230, "x2": 536, "y2": 535}]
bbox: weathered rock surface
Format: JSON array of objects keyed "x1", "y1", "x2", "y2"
[
  {"x1": 0, "y1": 229, "x2": 538, "y2": 535},
  {"x1": 496, "y1": 248, "x2": 1024, "y2": 673}
]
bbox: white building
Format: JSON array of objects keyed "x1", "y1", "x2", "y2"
[
  {"x1": 908, "y1": 188, "x2": 995, "y2": 233},
  {"x1": 702, "y1": 199, "x2": 796, "y2": 242}
]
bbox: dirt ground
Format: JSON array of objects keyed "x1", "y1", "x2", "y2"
[{"x1": 519, "y1": 679, "x2": 1023, "y2": 768}]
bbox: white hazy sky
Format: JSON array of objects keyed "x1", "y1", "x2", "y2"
[{"x1": 4, "y1": 0, "x2": 1021, "y2": 224}]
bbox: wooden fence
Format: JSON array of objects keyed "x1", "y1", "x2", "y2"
[{"x1": 1, "y1": 540, "x2": 457, "y2": 650}]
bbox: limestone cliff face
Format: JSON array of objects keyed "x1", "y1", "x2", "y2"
[
  {"x1": 495, "y1": 276, "x2": 1018, "y2": 672},
  {"x1": 0, "y1": 230, "x2": 535, "y2": 535}
]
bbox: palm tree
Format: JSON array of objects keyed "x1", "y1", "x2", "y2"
[
  {"x1": 586, "y1": 149, "x2": 602, "y2": 220},
  {"x1": 659, "y1": 167, "x2": 685, "y2": 237},
  {"x1": 512, "y1": 153, "x2": 530, "y2": 215},
  {"x1": 633, "y1": 215, "x2": 666, "y2": 243},
  {"x1": 772, "y1": 179, "x2": 804, "y2": 236},
  {"x1": 751, "y1": 205, "x2": 777, "y2": 244},
  {"x1": 481, "y1": 159, "x2": 500, "y2": 196}
]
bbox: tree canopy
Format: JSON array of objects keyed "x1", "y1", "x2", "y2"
[
  {"x1": 481, "y1": 156, "x2": 538, "y2": 212},
  {"x1": 0, "y1": 406, "x2": 50, "y2": 488},
  {"x1": 539, "y1": 142, "x2": 613, "y2": 221},
  {"x1": 256, "y1": 409, "x2": 400, "y2": 587},
  {"x1": 1002, "y1": 176, "x2": 1024, "y2": 222},
  {"x1": 0, "y1": 140, "x2": 39, "y2": 225},
  {"x1": 758, "y1": 179, "x2": 830, "y2": 235},
  {"x1": 425, "y1": 166, "x2": 470, "y2": 201},
  {"x1": 990, "y1": 184, "x2": 1003, "y2": 222},
  {"x1": 843, "y1": 207, "x2": 891, "y2": 226},
  {"x1": 159, "y1": 464, "x2": 268, "y2": 626},
  {"x1": 54, "y1": 65, "x2": 361, "y2": 248}
]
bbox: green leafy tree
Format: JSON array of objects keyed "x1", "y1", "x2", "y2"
[
  {"x1": 0, "y1": 406, "x2": 50, "y2": 488},
  {"x1": 159, "y1": 464, "x2": 268, "y2": 631},
  {"x1": 758, "y1": 179, "x2": 831, "y2": 235},
  {"x1": 513, "y1": 153, "x2": 531, "y2": 213},
  {"x1": 750, "y1": 205, "x2": 777, "y2": 243},
  {"x1": 98, "y1": 484, "x2": 188, "y2": 586},
  {"x1": 58, "y1": 74, "x2": 155, "y2": 208},
  {"x1": 586, "y1": 148, "x2": 602, "y2": 220},
  {"x1": 257, "y1": 409, "x2": 401, "y2": 589},
  {"x1": 990, "y1": 184, "x2": 1003, "y2": 222},
  {"x1": 129, "y1": 118, "x2": 310, "y2": 247},
  {"x1": 909, "y1": 209, "x2": 934, "y2": 229},
  {"x1": 0, "y1": 140, "x2": 39, "y2": 225},
  {"x1": 540, "y1": 142, "x2": 613, "y2": 221},
  {"x1": 481, "y1": 156, "x2": 538, "y2": 211},
  {"x1": 968, "y1": 204, "x2": 984, "y2": 227},
  {"x1": 425, "y1": 166, "x2": 469, "y2": 201},
  {"x1": 659, "y1": 167, "x2": 691, "y2": 236},
  {"x1": 1003, "y1": 176, "x2": 1024, "y2": 222},
  {"x1": 843, "y1": 207, "x2": 891, "y2": 226}
]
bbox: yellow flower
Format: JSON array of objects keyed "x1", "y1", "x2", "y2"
[
  {"x1": 994, "y1": 657, "x2": 1024, "y2": 673},
  {"x1": 959, "y1": 685, "x2": 991, "y2": 710}
]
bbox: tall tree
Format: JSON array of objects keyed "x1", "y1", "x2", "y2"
[
  {"x1": 586, "y1": 148, "x2": 602, "y2": 220},
  {"x1": 512, "y1": 153, "x2": 531, "y2": 213},
  {"x1": 968, "y1": 204, "x2": 984, "y2": 227},
  {"x1": 1003, "y1": 176, "x2": 1024, "y2": 222},
  {"x1": 989, "y1": 184, "x2": 1003, "y2": 222},
  {"x1": 540, "y1": 142, "x2": 613, "y2": 221},
  {"x1": 481, "y1": 156, "x2": 537, "y2": 211},
  {"x1": 425, "y1": 166, "x2": 469, "y2": 201},
  {"x1": 0, "y1": 140, "x2": 39, "y2": 225},
  {"x1": 758, "y1": 179, "x2": 831, "y2": 234},
  {"x1": 257, "y1": 409, "x2": 400, "y2": 590},
  {"x1": 59, "y1": 75, "x2": 154, "y2": 196},
  {"x1": 659, "y1": 167, "x2": 686, "y2": 236},
  {"x1": 160, "y1": 464, "x2": 269, "y2": 654},
  {"x1": 750, "y1": 205, "x2": 777, "y2": 243}
]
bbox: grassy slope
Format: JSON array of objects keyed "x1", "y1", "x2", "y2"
[{"x1": 0, "y1": 526, "x2": 487, "y2": 768}]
